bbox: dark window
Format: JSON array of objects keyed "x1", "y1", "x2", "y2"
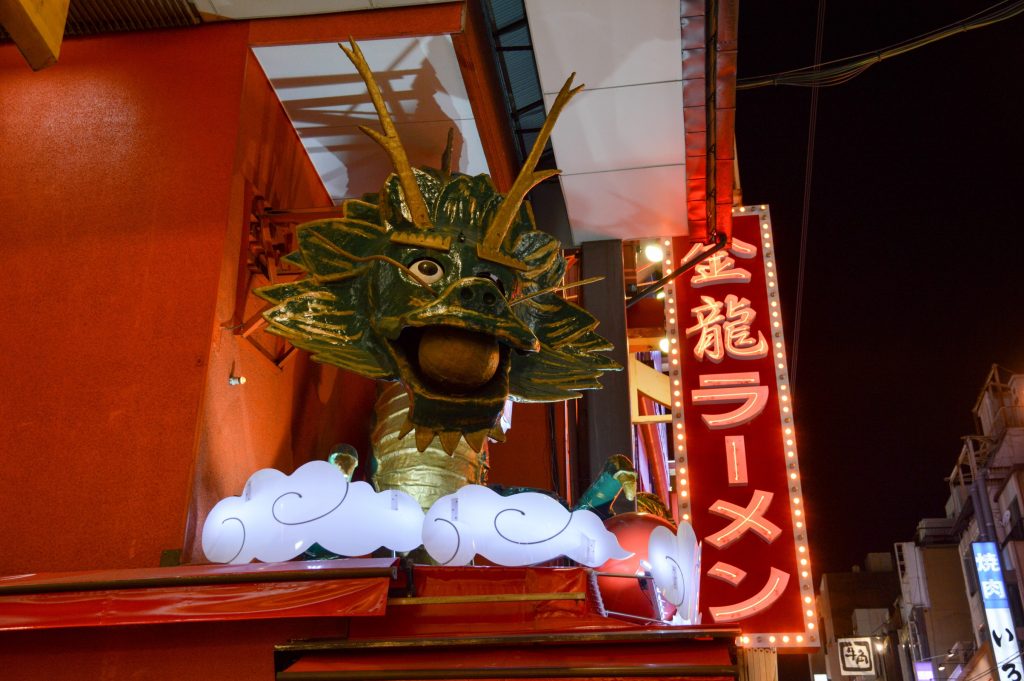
[
  {"x1": 964, "y1": 551, "x2": 979, "y2": 597},
  {"x1": 1008, "y1": 497, "x2": 1024, "y2": 540}
]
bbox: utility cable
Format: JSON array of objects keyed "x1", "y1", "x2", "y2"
[
  {"x1": 958, "y1": 648, "x2": 1023, "y2": 681},
  {"x1": 790, "y1": 0, "x2": 826, "y2": 397},
  {"x1": 737, "y1": 0, "x2": 1024, "y2": 90}
]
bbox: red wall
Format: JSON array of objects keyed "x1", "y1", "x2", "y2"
[
  {"x1": 0, "y1": 24, "x2": 250, "y2": 575},
  {"x1": 182, "y1": 49, "x2": 377, "y2": 561},
  {"x1": 0, "y1": 4, "x2": 551, "y2": 579},
  {"x1": 0, "y1": 6, "x2": 568, "y2": 680},
  {"x1": 489, "y1": 402, "x2": 557, "y2": 491},
  {"x1": 0, "y1": 619, "x2": 344, "y2": 681}
]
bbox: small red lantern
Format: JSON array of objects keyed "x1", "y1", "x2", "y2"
[{"x1": 597, "y1": 512, "x2": 677, "y2": 621}]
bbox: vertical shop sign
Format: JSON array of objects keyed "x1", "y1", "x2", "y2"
[
  {"x1": 665, "y1": 207, "x2": 816, "y2": 648},
  {"x1": 972, "y1": 542, "x2": 1022, "y2": 681}
]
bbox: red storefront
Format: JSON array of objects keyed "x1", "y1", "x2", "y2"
[{"x1": 0, "y1": 1, "x2": 810, "y2": 678}]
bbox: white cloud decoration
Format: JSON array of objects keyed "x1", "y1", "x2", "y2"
[
  {"x1": 422, "y1": 485, "x2": 631, "y2": 567},
  {"x1": 648, "y1": 522, "x2": 701, "y2": 624},
  {"x1": 202, "y1": 460, "x2": 425, "y2": 564}
]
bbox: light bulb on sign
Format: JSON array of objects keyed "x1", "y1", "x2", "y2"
[{"x1": 659, "y1": 337, "x2": 670, "y2": 353}]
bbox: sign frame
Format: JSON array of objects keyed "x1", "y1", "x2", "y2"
[{"x1": 661, "y1": 205, "x2": 816, "y2": 648}]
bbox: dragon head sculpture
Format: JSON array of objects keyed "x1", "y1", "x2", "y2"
[{"x1": 257, "y1": 40, "x2": 618, "y2": 455}]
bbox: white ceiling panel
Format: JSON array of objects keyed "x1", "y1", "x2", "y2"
[
  {"x1": 253, "y1": 36, "x2": 488, "y2": 204},
  {"x1": 544, "y1": 81, "x2": 685, "y2": 175},
  {"x1": 254, "y1": 37, "x2": 475, "y2": 124},
  {"x1": 526, "y1": 0, "x2": 688, "y2": 243},
  {"x1": 195, "y1": 0, "x2": 452, "y2": 19},
  {"x1": 248, "y1": 4, "x2": 690, "y2": 241},
  {"x1": 295, "y1": 119, "x2": 488, "y2": 202},
  {"x1": 525, "y1": 0, "x2": 683, "y2": 93},
  {"x1": 196, "y1": 0, "x2": 372, "y2": 19},
  {"x1": 559, "y1": 166, "x2": 687, "y2": 243}
]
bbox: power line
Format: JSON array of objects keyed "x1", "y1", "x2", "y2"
[
  {"x1": 789, "y1": 0, "x2": 826, "y2": 398},
  {"x1": 737, "y1": 0, "x2": 1024, "y2": 90}
]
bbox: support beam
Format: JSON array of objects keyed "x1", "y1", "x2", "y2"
[
  {"x1": 0, "y1": 0, "x2": 70, "y2": 70},
  {"x1": 579, "y1": 240, "x2": 632, "y2": 493}
]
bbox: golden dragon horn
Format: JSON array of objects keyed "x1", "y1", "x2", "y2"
[
  {"x1": 480, "y1": 73, "x2": 583, "y2": 262},
  {"x1": 340, "y1": 38, "x2": 432, "y2": 229}
]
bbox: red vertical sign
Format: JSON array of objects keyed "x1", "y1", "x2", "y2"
[{"x1": 663, "y1": 207, "x2": 817, "y2": 648}]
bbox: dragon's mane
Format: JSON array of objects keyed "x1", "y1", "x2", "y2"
[{"x1": 257, "y1": 167, "x2": 617, "y2": 403}]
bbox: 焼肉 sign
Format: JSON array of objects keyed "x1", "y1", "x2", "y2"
[{"x1": 972, "y1": 541, "x2": 1022, "y2": 681}]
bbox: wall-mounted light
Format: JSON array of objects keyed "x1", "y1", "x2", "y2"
[
  {"x1": 644, "y1": 243, "x2": 665, "y2": 264},
  {"x1": 228, "y1": 360, "x2": 246, "y2": 386}
]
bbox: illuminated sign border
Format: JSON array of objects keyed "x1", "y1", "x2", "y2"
[{"x1": 660, "y1": 205, "x2": 816, "y2": 648}]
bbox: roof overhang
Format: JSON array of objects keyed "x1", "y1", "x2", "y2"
[
  {"x1": 2, "y1": 0, "x2": 738, "y2": 243},
  {"x1": 246, "y1": 0, "x2": 737, "y2": 245},
  {"x1": 253, "y1": 35, "x2": 492, "y2": 203},
  {"x1": 525, "y1": 0, "x2": 688, "y2": 243}
]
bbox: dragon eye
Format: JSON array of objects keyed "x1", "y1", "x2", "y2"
[{"x1": 409, "y1": 258, "x2": 444, "y2": 285}]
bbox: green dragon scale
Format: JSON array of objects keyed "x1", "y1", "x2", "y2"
[{"x1": 256, "y1": 40, "x2": 618, "y2": 456}]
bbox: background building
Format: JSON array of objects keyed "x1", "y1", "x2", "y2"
[
  {"x1": 893, "y1": 519, "x2": 974, "y2": 681},
  {"x1": 811, "y1": 368, "x2": 1024, "y2": 681},
  {"x1": 947, "y1": 366, "x2": 1024, "y2": 681},
  {"x1": 817, "y1": 553, "x2": 901, "y2": 681}
]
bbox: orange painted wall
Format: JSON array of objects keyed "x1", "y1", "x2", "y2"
[
  {"x1": 0, "y1": 24, "x2": 250, "y2": 575},
  {"x1": 182, "y1": 50, "x2": 377, "y2": 561},
  {"x1": 0, "y1": 5, "x2": 566, "y2": 680},
  {"x1": 0, "y1": 618, "x2": 347, "y2": 681},
  {"x1": 0, "y1": 2, "x2": 552, "y2": 579},
  {"x1": 489, "y1": 402, "x2": 557, "y2": 491}
]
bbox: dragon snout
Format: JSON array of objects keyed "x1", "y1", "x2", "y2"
[
  {"x1": 396, "y1": 276, "x2": 539, "y2": 354},
  {"x1": 455, "y1": 279, "x2": 504, "y2": 316}
]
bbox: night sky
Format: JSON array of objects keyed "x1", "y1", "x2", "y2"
[{"x1": 735, "y1": 1, "x2": 1024, "y2": 576}]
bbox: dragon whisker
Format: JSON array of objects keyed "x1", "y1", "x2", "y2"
[{"x1": 508, "y1": 276, "x2": 605, "y2": 306}]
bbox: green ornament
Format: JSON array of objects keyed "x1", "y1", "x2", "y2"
[{"x1": 256, "y1": 40, "x2": 618, "y2": 455}]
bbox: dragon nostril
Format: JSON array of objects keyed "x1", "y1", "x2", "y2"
[
  {"x1": 460, "y1": 287, "x2": 474, "y2": 302},
  {"x1": 482, "y1": 291, "x2": 496, "y2": 306}
]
